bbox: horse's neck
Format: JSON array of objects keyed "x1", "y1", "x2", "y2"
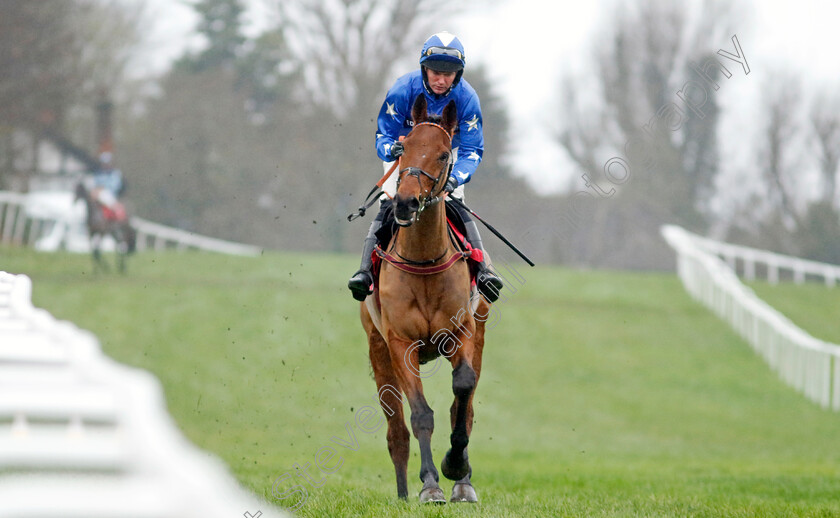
[{"x1": 395, "y1": 202, "x2": 450, "y2": 261}]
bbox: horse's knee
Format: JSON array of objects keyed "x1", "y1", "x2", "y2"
[
  {"x1": 409, "y1": 407, "x2": 434, "y2": 435},
  {"x1": 452, "y1": 363, "x2": 476, "y2": 398}
]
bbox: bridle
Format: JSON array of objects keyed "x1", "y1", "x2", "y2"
[{"x1": 395, "y1": 122, "x2": 454, "y2": 218}]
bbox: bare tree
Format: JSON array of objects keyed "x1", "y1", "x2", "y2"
[
  {"x1": 273, "y1": 0, "x2": 465, "y2": 119},
  {"x1": 0, "y1": 1, "x2": 83, "y2": 129},
  {"x1": 0, "y1": 0, "x2": 147, "y2": 189},
  {"x1": 556, "y1": 0, "x2": 739, "y2": 225},
  {"x1": 809, "y1": 90, "x2": 840, "y2": 207},
  {"x1": 550, "y1": 0, "x2": 741, "y2": 268},
  {"x1": 758, "y1": 72, "x2": 804, "y2": 229}
]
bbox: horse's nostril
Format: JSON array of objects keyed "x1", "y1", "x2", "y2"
[{"x1": 407, "y1": 197, "x2": 420, "y2": 212}]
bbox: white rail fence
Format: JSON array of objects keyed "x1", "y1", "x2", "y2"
[
  {"x1": 0, "y1": 190, "x2": 261, "y2": 256},
  {"x1": 662, "y1": 225, "x2": 840, "y2": 410},
  {"x1": 0, "y1": 271, "x2": 287, "y2": 517},
  {"x1": 686, "y1": 229, "x2": 840, "y2": 287}
]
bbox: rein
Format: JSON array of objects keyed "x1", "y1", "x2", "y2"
[
  {"x1": 347, "y1": 160, "x2": 399, "y2": 221},
  {"x1": 347, "y1": 121, "x2": 453, "y2": 222}
]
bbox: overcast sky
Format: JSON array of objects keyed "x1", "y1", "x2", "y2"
[{"x1": 138, "y1": 0, "x2": 840, "y2": 196}]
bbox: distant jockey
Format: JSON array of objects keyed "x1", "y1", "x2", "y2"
[
  {"x1": 347, "y1": 31, "x2": 503, "y2": 303},
  {"x1": 87, "y1": 151, "x2": 127, "y2": 222}
]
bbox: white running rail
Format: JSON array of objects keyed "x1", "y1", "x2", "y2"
[
  {"x1": 0, "y1": 271, "x2": 286, "y2": 517},
  {"x1": 0, "y1": 190, "x2": 261, "y2": 256},
  {"x1": 662, "y1": 225, "x2": 840, "y2": 410},
  {"x1": 687, "y1": 230, "x2": 840, "y2": 287}
]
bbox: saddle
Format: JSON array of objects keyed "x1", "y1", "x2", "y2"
[{"x1": 98, "y1": 202, "x2": 128, "y2": 222}]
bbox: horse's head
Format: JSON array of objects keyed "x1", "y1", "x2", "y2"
[{"x1": 393, "y1": 95, "x2": 457, "y2": 227}]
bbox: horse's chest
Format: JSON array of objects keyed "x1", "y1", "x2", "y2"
[
  {"x1": 383, "y1": 307, "x2": 474, "y2": 353},
  {"x1": 371, "y1": 276, "x2": 476, "y2": 346}
]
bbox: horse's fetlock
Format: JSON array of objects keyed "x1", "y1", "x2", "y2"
[{"x1": 450, "y1": 433, "x2": 468, "y2": 452}]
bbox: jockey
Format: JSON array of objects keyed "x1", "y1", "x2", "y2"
[
  {"x1": 348, "y1": 31, "x2": 504, "y2": 303},
  {"x1": 88, "y1": 151, "x2": 127, "y2": 221}
]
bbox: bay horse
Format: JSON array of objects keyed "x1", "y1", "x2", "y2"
[
  {"x1": 361, "y1": 95, "x2": 492, "y2": 504},
  {"x1": 74, "y1": 181, "x2": 137, "y2": 273}
]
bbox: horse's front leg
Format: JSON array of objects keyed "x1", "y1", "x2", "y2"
[
  {"x1": 441, "y1": 357, "x2": 476, "y2": 481},
  {"x1": 388, "y1": 336, "x2": 445, "y2": 504},
  {"x1": 442, "y1": 338, "x2": 481, "y2": 502},
  {"x1": 114, "y1": 230, "x2": 128, "y2": 274},
  {"x1": 363, "y1": 306, "x2": 410, "y2": 499}
]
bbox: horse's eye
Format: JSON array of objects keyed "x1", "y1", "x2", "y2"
[{"x1": 439, "y1": 152, "x2": 450, "y2": 162}]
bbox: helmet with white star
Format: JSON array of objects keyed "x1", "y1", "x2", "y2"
[
  {"x1": 420, "y1": 31, "x2": 465, "y2": 72},
  {"x1": 420, "y1": 31, "x2": 465, "y2": 94}
]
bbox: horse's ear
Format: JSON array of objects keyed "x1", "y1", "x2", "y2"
[
  {"x1": 441, "y1": 100, "x2": 458, "y2": 135},
  {"x1": 411, "y1": 94, "x2": 428, "y2": 124}
]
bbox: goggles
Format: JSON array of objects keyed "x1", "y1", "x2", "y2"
[{"x1": 424, "y1": 46, "x2": 463, "y2": 60}]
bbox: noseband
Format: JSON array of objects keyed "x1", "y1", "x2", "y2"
[{"x1": 395, "y1": 122, "x2": 454, "y2": 217}]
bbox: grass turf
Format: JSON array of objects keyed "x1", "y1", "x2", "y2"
[
  {"x1": 2, "y1": 246, "x2": 840, "y2": 517},
  {"x1": 748, "y1": 281, "x2": 840, "y2": 344}
]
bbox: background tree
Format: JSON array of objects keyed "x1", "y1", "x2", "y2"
[
  {"x1": 274, "y1": 0, "x2": 460, "y2": 119},
  {"x1": 809, "y1": 89, "x2": 840, "y2": 208},
  {"x1": 0, "y1": 0, "x2": 145, "y2": 187},
  {"x1": 121, "y1": 0, "x2": 303, "y2": 246},
  {"x1": 177, "y1": 0, "x2": 247, "y2": 73},
  {"x1": 551, "y1": 0, "x2": 739, "y2": 268},
  {"x1": 758, "y1": 72, "x2": 804, "y2": 233},
  {"x1": 791, "y1": 87, "x2": 840, "y2": 262},
  {"x1": 0, "y1": 2, "x2": 81, "y2": 129}
]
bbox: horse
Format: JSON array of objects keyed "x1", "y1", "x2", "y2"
[
  {"x1": 74, "y1": 181, "x2": 137, "y2": 273},
  {"x1": 360, "y1": 94, "x2": 493, "y2": 504}
]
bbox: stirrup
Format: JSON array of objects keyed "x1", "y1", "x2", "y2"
[
  {"x1": 476, "y1": 268, "x2": 503, "y2": 303},
  {"x1": 348, "y1": 270, "x2": 374, "y2": 301}
]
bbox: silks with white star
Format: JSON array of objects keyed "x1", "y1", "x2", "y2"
[{"x1": 374, "y1": 69, "x2": 484, "y2": 188}]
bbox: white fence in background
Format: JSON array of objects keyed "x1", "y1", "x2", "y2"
[
  {"x1": 662, "y1": 225, "x2": 840, "y2": 410},
  {"x1": 131, "y1": 216, "x2": 261, "y2": 256},
  {"x1": 0, "y1": 190, "x2": 261, "y2": 256},
  {"x1": 0, "y1": 271, "x2": 286, "y2": 517},
  {"x1": 686, "y1": 230, "x2": 840, "y2": 287}
]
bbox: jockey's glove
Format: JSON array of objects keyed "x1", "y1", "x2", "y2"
[
  {"x1": 390, "y1": 141, "x2": 404, "y2": 160},
  {"x1": 444, "y1": 175, "x2": 459, "y2": 194}
]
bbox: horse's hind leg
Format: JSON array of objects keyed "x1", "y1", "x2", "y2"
[{"x1": 362, "y1": 306, "x2": 410, "y2": 499}]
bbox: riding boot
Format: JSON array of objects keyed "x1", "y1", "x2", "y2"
[
  {"x1": 348, "y1": 202, "x2": 389, "y2": 301},
  {"x1": 452, "y1": 201, "x2": 504, "y2": 303}
]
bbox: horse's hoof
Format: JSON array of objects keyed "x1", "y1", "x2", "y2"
[
  {"x1": 441, "y1": 448, "x2": 470, "y2": 481},
  {"x1": 419, "y1": 486, "x2": 446, "y2": 504},
  {"x1": 450, "y1": 483, "x2": 478, "y2": 503}
]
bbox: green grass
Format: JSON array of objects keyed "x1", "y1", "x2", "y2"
[
  {"x1": 3, "y1": 246, "x2": 840, "y2": 517},
  {"x1": 749, "y1": 281, "x2": 840, "y2": 344}
]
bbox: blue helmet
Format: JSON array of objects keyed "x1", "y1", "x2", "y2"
[{"x1": 419, "y1": 31, "x2": 465, "y2": 73}]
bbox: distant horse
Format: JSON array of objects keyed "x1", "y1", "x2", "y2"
[
  {"x1": 74, "y1": 181, "x2": 136, "y2": 273},
  {"x1": 361, "y1": 95, "x2": 492, "y2": 504}
]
